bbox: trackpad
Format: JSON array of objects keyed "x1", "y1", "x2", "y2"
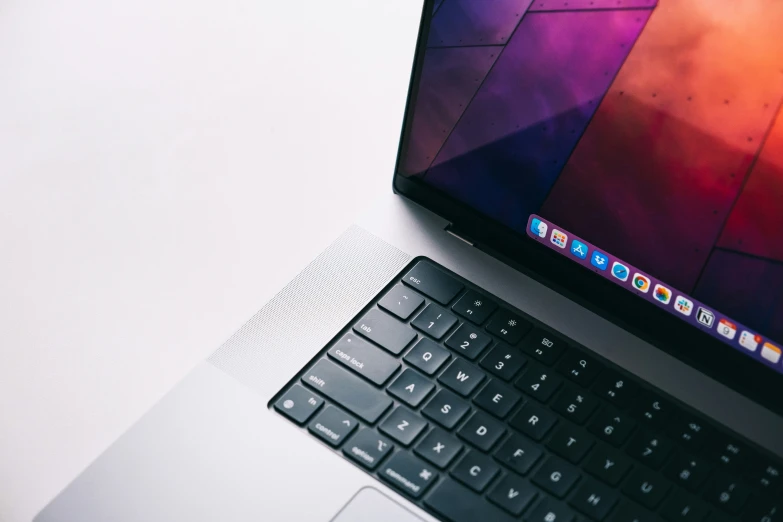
[{"x1": 331, "y1": 487, "x2": 424, "y2": 522}]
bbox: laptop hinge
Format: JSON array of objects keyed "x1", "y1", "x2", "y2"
[{"x1": 444, "y1": 224, "x2": 474, "y2": 246}]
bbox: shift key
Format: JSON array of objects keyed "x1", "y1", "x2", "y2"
[
  {"x1": 354, "y1": 309, "x2": 417, "y2": 355},
  {"x1": 302, "y1": 359, "x2": 393, "y2": 423}
]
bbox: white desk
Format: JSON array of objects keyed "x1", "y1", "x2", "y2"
[{"x1": 0, "y1": 1, "x2": 422, "y2": 520}]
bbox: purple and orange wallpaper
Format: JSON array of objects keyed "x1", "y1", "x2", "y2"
[{"x1": 403, "y1": 0, "x2": 783, "y2": 343}]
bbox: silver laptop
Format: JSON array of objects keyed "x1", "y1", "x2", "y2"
[{"x1": 37, "y1": 1, "x2": 783, "y2": 521}]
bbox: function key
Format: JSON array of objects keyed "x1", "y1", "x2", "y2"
[
  {"x1": 402, "y1": 261, "x2": 463, "y2": 305},
  {"x1": 487, "y1": 473, "x2": 538, "y2": 516},
  {"x1": 353, "y1": 309, "x2": 416, "y2": 355},
  {"x1": 379, "y1": 451, "x2": 439, "y2": 499},
  {"x1": 411, "y1": 304, "x2": 458, "y2": 340},
  {"x1": 630, "y1": 390, "x2": 674, "y2": 427},
  {"x1": 273, "y1": 384, "x2": 324, "y2": 424},
  {"x1": 445, "y1": 323, "x2": 492, "y2": 360},
  {"x1": 437, "y1": 359, "x2": 486, "y2": 397},
  {"x1": 486, "y1": 308, "x2": 531, "y2": 345},
  {"x1": 702, "y1": 435, "x2": 750, "y2": 472},
  {"x1": 403, "y1": 338, "x2": 450, "y2": 375},
  {"x1": 744, "y1": 458, "x2": 783, "y2": 493},
  {"x1": 421, "y1": 388, "x2": 471, "y2": 429},
  {"x1": 327, "y1": 333, "x2": 400, "y2": 386},
  {"x1": 666, "y1": 413, "x2": 712, "y2": 451},
  {"x1": 519, "y1": 327, "x2": 567, "y2": 365},
  {"x1": 378, "y1": 284, "x2": 424, "y2": 320},
  {"x1": 342, "y1": 429, "x2": 394, "y2": 470},
  {"x1": 307, "y1": 405, "x2": 358, "y2": 447},
  {"x1": 452, "y1": 290, "x2": 497, "y2": 325},
  {"x1": 592, "y1": 369, "x2": 639, "y2": 408},
  {"x1": 515, "y1": 362, "x2": 563, "y2": 402},
  {"x1": 480, "y1": 343, "x2": 527, "y2": 381},
  {"x1": 556, "y1": 348, "x2": 604, "y2": 387}
]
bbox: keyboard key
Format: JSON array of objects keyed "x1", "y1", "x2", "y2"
[
  {"x1": 379, "y1": 406, "x2": 428, "y2": 446},
  {"x1": 568, "y1": 477, "x2": 619, "y2": 521},
  {"x1": 487, "y1": 472, "x2": 538, "y2": 515},
  {"x1": 744, "y1": 458, "x2": 783, "y2": 494},
  {"x1": 451, "y1": 450, "x2": 500, "y2": 492},
  {"x1": 425, "y1": 478, "x2": 516, "y2": 522},
  {"x1": 527, "y1": 497, "x2": 576, "y2": 522},
  {"x1": 438, "y1": 358, "x2": 486, "y2": 397},
  {"x1": 403, "y1": 338, "x2": 450, "y2": 375},
  {"x1": 473, "y1": 379, "x2": 521, "y2": 419},
  {"x1": 379, "y1": 451, "x2": 438, "y2": 499},
  {"x1": 592, "y1": 369, "x2": 639, "y2": 408},
  {"x1": 387, "y1": 368, "x2": 434, "y2": 408},
  {"x1": 421, "y1": 388, "x2": 471, "y2": 429},
  {"x1": 493, "y1": 433, "x2": 543, "y2": 475},
  {"x1": 302, "y1": 359, "x2": 392, "y2": 423},
  {"x1": 273, "y1": 383, "x2": 323, "y2": 424},
  {"x1": 584, "y1": 445, "x2": 633, "y2": 486},
  {"x1": 480, "y1": 343, "x2": 527, "y2": 381},
  {"x1": 666, "y1": 414, "x2": 711, "y2": 452},
  {"x1": 414, "y1": 428, "x2": 463, "y2": 469},
  {"x1": 411, "y1": 304, "x2": 458, "y2": 340},
  {"x1": 546, "y1": 424, "x2": 595, "y2": 464},
  {"x1": 378, "y1": 283, "x2": 424, "y2": 320},
  {"x1": 532, "y1": 456, "x2": 581, "y2": 498},
  {"x1": 402, "y1": 261, "x2": 463, "y2": 305},
  {"x1": 630, "y1": 390, "x2": 674, "y2": 427},
  {"x1": 705, "y1": 473, "x2": 751, "y2": 515},
  {"x1": 458, "y1": 410, "x2": 506, "y2": 451},
  {"x1": 663, "y1": 452, "x2": 711, "y2": 492},
  {"x1": 743, "y1": 498, "x2": 783, "y2": 522},
  {"x1": 660, "y1": 489, "x2": 709, "y2": 522},
  {"x1": 551, "y1": 386, "x2": 599, "y2": 425},
  {"x1": 327, "y1": 333, "x2": 400, "y2": 385},
  {"x1": 486, "y1": 308, "x2": 531, "y2": 345},
  {"x1": 307, "y1": 405, "x2": 358, "y2": 447},
  {"x1": 607, "y1": 501, "x2": 656, "y2": 522},
  {"x1": 452, "y1": 290, "x2": 497, "y2": 325},
  {"x1": 622, "y1": 468, "x2": 671, "y2": 510},
  {"x1": 510, "y1": 402, "x2": 558, "y2": 441},
  {"x1": 520, "y1": 328, "x2": 567, "y2": 364},
  {"x1": 703, "y1": 435, "x2": 749, "y2": 473},
  {"x1": 353, "y1": 308, "x2": 417, "y2": 355},
  {"x1": 342, "y1": 429, "x2": 394, "y2": 470},
  {"x1": 515, "y1": 362, "x2": 563, "y2": 402},
  {"x1": 625, "y1": 430, "x2": 673, "y2": 470},
  {"x1": 557, "y1": 348, "x2": 604, "y2": 387},
  {"x1": 445, "y1": 323, "x2": 492, "y2": 360},
  {"x1": 588, "y1": 406, "x2": 636, "y2": 447}
]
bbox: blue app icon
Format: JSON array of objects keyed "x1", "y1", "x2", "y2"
[
  {"x1": 530, "y1": 218, "x2": 547, "y2": 238},
  {"x1": 591, "y1": 251, "x2": 609, "y2": 271},
  {"x1": 570, "y1": 240, "x2": 588, "y2": 260},
  {"x1": 611, "y1": 261, "x2": 629, "y2": 281}
]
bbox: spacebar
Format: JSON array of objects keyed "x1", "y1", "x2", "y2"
[
  {"x1": 424, "y1": 479, "x2": 516, "y2": 522},
  {"x1": 301, "y1": 359, "x2": 392, "y2": 423}
]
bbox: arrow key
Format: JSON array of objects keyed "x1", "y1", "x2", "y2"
[
  {"x1": 307, "y1": 405, "x2": 358, "y2": 447},
  {"x1": 487, "y1": 472, "x2": 538, "y2": 516}
]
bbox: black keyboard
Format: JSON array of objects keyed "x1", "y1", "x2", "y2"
[{"x1": 271, "y1": 259, "x2": 782, "y2": 522}]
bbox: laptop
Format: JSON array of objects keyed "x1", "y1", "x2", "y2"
[{"x1": 37, "y1": 1, "x2": 783, "y2": 521}]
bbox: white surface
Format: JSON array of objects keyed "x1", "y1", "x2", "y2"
[{"x1": 0, "y1": 1, "x2": 422, "y2": 520}]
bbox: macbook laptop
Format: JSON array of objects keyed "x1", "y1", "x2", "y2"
[{"x1": 37, "y1": 1, "x2": 783, "y2": 521}]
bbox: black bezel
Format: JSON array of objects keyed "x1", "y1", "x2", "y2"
[{"x1": 391, "y1": 0, "x2": 783, "y2": 416}]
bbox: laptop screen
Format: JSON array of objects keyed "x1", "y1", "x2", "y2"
[{"x1": 400, "y1": 1, "x2": 783, "y2": 372}]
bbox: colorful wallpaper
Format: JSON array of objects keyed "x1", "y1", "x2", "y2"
[{"x1": 403, "y1": 0, "x2": 783, "y2": 343}]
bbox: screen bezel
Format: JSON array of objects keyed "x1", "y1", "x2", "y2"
[{"x1": 392, "y1": 0, "x2": 783, "y2": 416}]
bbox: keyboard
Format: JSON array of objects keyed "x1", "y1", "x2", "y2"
[{"x1": 271, "y1": 259, "x2": 782, "y2": 522}]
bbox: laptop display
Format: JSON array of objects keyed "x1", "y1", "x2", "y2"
[{"x1": 401, "y1": 0, "x2": 783, "y2": 371}]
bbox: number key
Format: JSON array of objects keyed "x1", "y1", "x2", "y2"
[
  {"x1": 588, "y1": 406, "x2": 636, "y2": 447},
  {"x1": 445, "y1": 323, "x2": 492, "y2": 360},
  {"x1": 480, "y1": 343, "x2": 527, "y2": 380},
  {"x1": 626, "y1": 430, "x2": 673, "y2": 470},
  {"x1": 411, "y1": 304, "x2": 458, "y2": 340},
  {"x1": 515, "y1": 362, "x2": 563, "y2": 402},
  {"x1": 551, "y1": 385, "x2": 599, "y2": 425}
]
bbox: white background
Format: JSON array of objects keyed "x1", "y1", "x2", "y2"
[{"x1": 0, "y1": 1, "x2": 422, "y2": 520}]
